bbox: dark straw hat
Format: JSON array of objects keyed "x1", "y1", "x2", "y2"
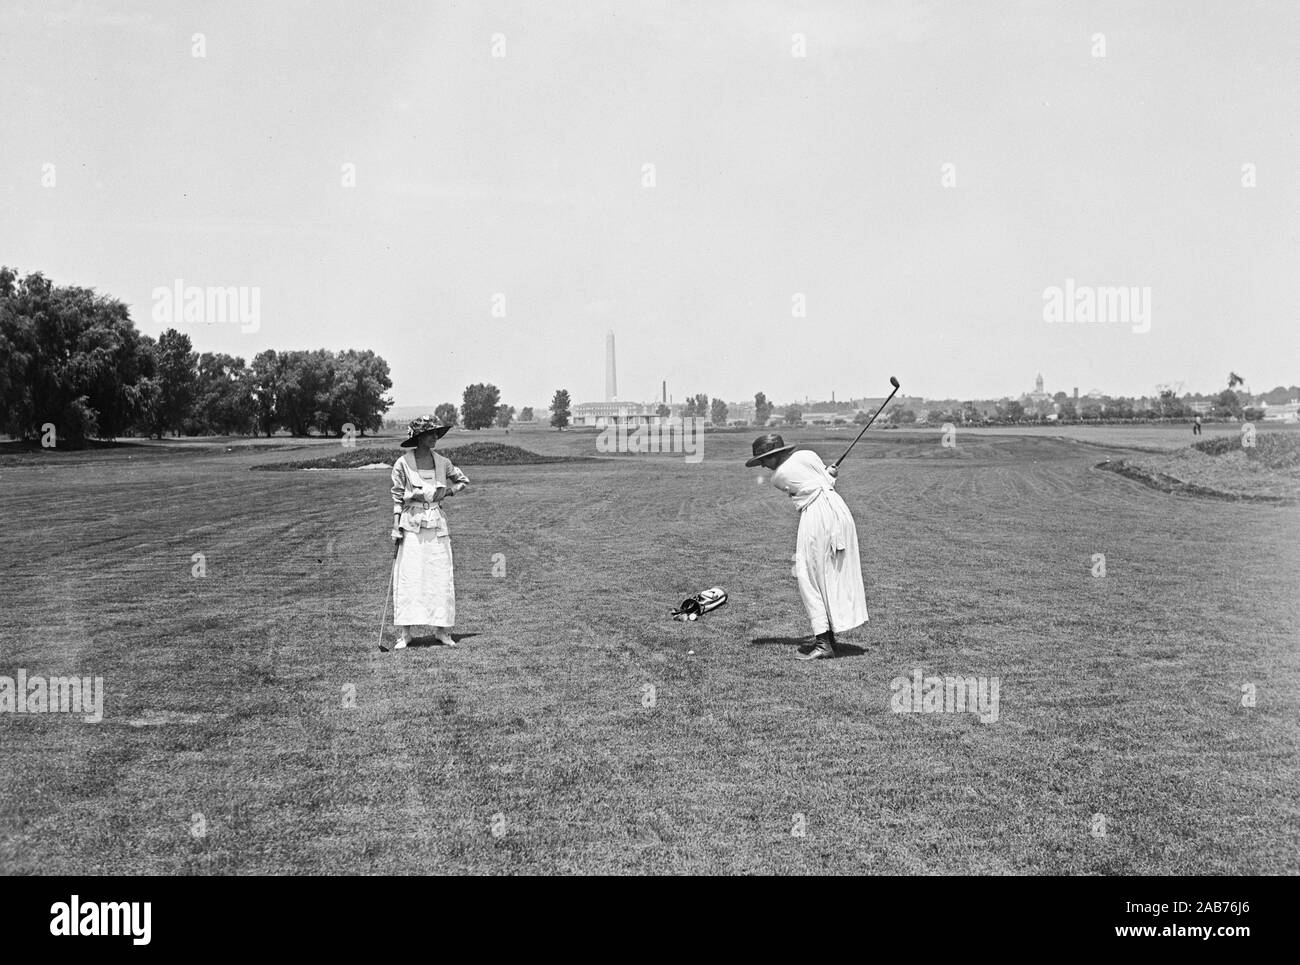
[
  {"x1": 745, "y1": 433, "x2": 796, "y2": 468},
  {"x1": 399, "y1": 415, "x2": 452, "y2": 448}
]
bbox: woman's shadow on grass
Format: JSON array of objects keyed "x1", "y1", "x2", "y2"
[
  {"x1": 379, "y1": 632, "x2": 482, "y2": 651},
  {"x1": 749, "y1": 635, "x2": 867, "y2": 658},
  {"x1": 410, "y1": 632, "x2": 481, "y2": 648}
]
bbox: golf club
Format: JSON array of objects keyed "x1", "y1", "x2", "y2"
[
  {"x1": 377, "y1": 539, "x2": 399, "y2": 650},
  {"x1": 831, "y1": 376, "x2": 900, "y2": 469}
]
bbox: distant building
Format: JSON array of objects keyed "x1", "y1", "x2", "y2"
[
  {"x1": 729, "y1": 401, "x2": 757, "y2": 424},
  {"x1": 800, "y1": 410, "x2": 850, "y2": 425},
  {"x1": 605, "y1": 331, "x2": 617, "y2": 402},
  {"x1": 573, "y1": 401, "x2": 657, "y2": 426},
  {"x1": 1263, "y1": 400, "x2": 1300, "y2": 422},
  {"x1": 1022, "y1": 373, "x2": 1052, "y2": 407}
]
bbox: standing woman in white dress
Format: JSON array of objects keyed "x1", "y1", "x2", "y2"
[
  {"x1": 388, "y1": 415, "x2": 470, "y2": 649},
  {"x1": 747, "y1": 433, "x2": 868, "y2": 660}
]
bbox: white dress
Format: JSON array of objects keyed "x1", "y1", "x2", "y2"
[
  {"x1": 770, "y1": 450, "x2": 869, "y2": 636},
  {"x1": 390, "y1": 453, "x2": 469, "y2": 628}
]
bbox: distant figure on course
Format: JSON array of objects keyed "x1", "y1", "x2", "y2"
[
  {"x1": 747, "y1": 434, "x2": 869, "y2": 660},
  {"x1": 1193, "y1": 414, "x2": 1202, "y2": 436},
  {"x1": 388, "y1": 415, "x2": 470, "y2": 649}
]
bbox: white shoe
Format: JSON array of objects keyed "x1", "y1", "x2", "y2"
[
  {"x1": 434, "y1": 630, "x2": 457, "y2": 647},
  {"x1": 394, "y1": 629, "x2": 411, "y2": 650}
]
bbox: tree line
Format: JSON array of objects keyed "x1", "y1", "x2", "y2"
[
  {"x1": 411, "y1": 387, "x2": 569, "y2": 430},
  {"x1": 0, "y1": 267, "x2": 393, "y2": 445}
]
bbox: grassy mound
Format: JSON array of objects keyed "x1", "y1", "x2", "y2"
[
  {"x1": 256, "y1": 442, "x2": 595, "y2": 470},
  {"x1": 439, "y1": 442, "x2": 595, "y2": 465},
  {"x1": 1097, "y1": 431, "x2": 1300, "y2": 504},
  {"x1": 1192, "y1": 432, "x2": 1300, "y2": 469}
]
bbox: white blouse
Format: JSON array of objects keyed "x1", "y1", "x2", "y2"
[{"x1": 390, "y1": 451, "x2": 470, "y2": 534}]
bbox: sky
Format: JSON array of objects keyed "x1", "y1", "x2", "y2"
[{"x1": 2, "y1": 0, "x2": 1298, "y2": 410}]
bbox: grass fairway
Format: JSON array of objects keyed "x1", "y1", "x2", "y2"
[{"x1": 1, "y1": 428, "x2": 1297, "y2": 874}]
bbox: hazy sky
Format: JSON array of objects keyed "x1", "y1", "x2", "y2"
[{"x1": 3, "y1": 0, "x2": 1298, "y2": 408}]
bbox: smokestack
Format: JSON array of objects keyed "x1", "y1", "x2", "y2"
[
  {"x1": 1073, "y1": 386, "x2": 1079, "y2": 404},
  {"x1": 605, "y1": 330, "x2": 617, "y2": 402},
  {"x1": 662, "y1": 380, "x2": 666, "y2": 404}
]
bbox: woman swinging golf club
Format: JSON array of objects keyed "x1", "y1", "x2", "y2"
[
  {"x1": 747, "y1": 433, "x2": 868, "y2": 659},
  {"x1": 386, "y1": 415, "x2": 470, "y2": 649}
]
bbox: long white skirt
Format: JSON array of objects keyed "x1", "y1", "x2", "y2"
[
  {"x1": 793, "y1": 490, "x2": 868, "y2": 635},
  {"x1": 393, "y1": 528, "x2": 455, "y2": 627}
]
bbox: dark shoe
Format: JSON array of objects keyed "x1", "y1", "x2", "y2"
[{"x1": 795, "y1": 641, "x2": 834, "y2": 660}]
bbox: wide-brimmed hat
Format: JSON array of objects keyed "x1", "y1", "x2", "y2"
[
  {"x1": 745, "y1": 433, "x2": 796, "y2": 467},
  {"x1": 399, "y1": 415, "x2": 452, "y2": 447}
]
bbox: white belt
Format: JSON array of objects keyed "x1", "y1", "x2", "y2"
[{"x1": 793, "y1": 487, "x2": 829, "y2": 511}]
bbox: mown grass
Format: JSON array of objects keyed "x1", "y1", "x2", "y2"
[{"x1": 0, "y1": 430, "x2": 1296, "y2": 874}]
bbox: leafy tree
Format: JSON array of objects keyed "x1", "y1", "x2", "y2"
[
  {"x1": 1108, "y1": 397, "x2": 1135, "y2": 419},
  {"x1": 186, "y1": 353, "x2": 256, "y2": 435},
  {"x1": 495, "y1": 404, "x2": 516, "y2": 428},
  {"x1": 1215, "y1": 388, "x2": 1242, "y2": 418},
  {"x1": 434, "y1": 402, "x2": 459, "y2": 427},
  {"x1": 550, "y1": 389, "x2": 571, "y2": 429},
  {"x1": 1262, "y1": 385, "x2": 1300, "y2": 405},
  {"x1": 277, "y1": 349, "x2": 333, "y2": 436},
  {"x1": 656, "y1": 403, "x2": 670, "y2": 419},
  {"x1": 683, "y1": 393, "x2": 709, "y2": 418},
  {"x1": 754, "y1": 391, "x2": 773, "y2": 426},
  {"x1": 710, "y1": 398, "x2": 728, "y2": 426},
  {"x1": 0, "y1": 266, "x2": 152, "y2": 444},
  {"x1": 783, "y1": 405, "x2": 803, "y2": 425},
  {"x1": 322, "y1": 349, "x2": 393, "y2": 436},
  {"x1": 461, "y1": 383, "x2": 501, "y2": 430},
  {"x1": 1227, "y1": 372, "x2": 1244, "y2": 389},
  {"x1": 895, "y1": 408, "x2": 917, "y2": 424},
  {"x1": 148, "y1": 328, "x2": 197, "y2": 437},
  {"x1": 519, "y1": 406, "x2": 534, "y2": 423},
  {"x1": 249, "y1": 350, "x2": 283, "y2": 437},
  {"x1": 997, "y1": 400, "x2": 1024, "y2": 422}
]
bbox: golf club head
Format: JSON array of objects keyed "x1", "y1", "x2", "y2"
[{"x1": 890, "y1": 376, "x2": 900, "y2": 388}]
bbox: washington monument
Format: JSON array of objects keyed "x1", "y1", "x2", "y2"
[{"x1": 605, "y1": 329, "x2": 617, "y2": 402}]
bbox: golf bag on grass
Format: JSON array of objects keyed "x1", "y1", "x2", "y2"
[{"x1": 671, "y1": 586, "x2": 728, "y2": 622}]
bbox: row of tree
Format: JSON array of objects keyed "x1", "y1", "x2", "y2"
[
  {"x1": 916, "y1": 384, "x2": 1277, "y2": 426},
  {"x1": 0, "y1": 267, "x2": 393, "y2": 444},
  {"x1": 411, "y1": 387, "x2": 569, "y2": 430}
]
